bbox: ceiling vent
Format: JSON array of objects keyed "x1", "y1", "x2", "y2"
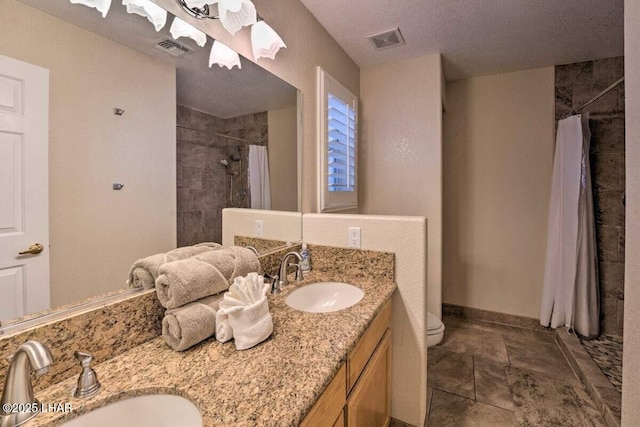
[
  {"x1": 153, "y1": 39, "x2": 193, "y2": 57},
  {"x1": 366, "y1": 28, "x2": 405, "y2": 51}
]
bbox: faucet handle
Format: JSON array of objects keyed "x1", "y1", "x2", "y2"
[
  {"x1": 289, "y1": 263, "x2": 304, "y2": 282},
  {"x1": 73, "y1": 351, "x2": 101, "y2": 398},
  {"x1": 74, "y1": 351, "x2": 93, "y2": 368},
  {"x1": 265, "y1": 274, "x2": 281, "y2": 294}
]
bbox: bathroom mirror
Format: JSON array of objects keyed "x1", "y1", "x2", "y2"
[{"x1": 0, "y1": 0, "x2": 301, "y2": 329}]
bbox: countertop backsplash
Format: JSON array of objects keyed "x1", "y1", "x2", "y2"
[{"x1": 0, "y1": 243, "x2": 394, "y2": 401}]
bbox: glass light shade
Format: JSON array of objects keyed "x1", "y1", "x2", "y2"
[
  {"x1": 251, "y1": 21, "x2": 286, "y2": 61},
  {"x1": 218, "y1": 0, "x2": 257, "y2": 36},
  {"x1": 69, "y1": 0, "x2": 112, "y2": 17},
  {"x1": 122, "y1": 0, "x2": 167, "y2": 31},
  {"x1": 209, "y1": 41, "x2": 241, "y2": 70},
  {"x1": 169, "y1": 17, "x2": 207, "y2": 47}
]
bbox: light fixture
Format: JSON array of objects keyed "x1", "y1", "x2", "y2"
[
  {"x1": 122, "y1": 0, "x2": 167, "y2": 31},
  {"x1": 174, "y1": 0, "x2": 286, "y2": 64},
  {"x1": 209, "y1": 40, "x2": 241, "y2": 70},
  {"x1": 251, "y1": 21, "x2": 286, "y2": 61},
  {"x1": 170, "y1": 17, "x2": 207, "y2": 47},
  {"x1": 69, "y1": 0, "x2": 112, "y2": 17},
  {"x1": 176, "y1": 0, "x2": 257, "y2": 36},
  {"x1": 217, "y1": 0, "x2": 257, "y2": 35},
  {"x1": 175, "y1": 0, "x2": 217, "y2": 19}
]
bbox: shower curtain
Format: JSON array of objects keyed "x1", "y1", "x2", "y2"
[
  {"x1": 248, "y1": 145, "x2": 271, "y2": 210},
  {"x1": 540, "y1": 114, "x2": 599, "y2": 337}
]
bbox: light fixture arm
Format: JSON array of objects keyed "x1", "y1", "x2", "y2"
[
  {"x1": 175, "y1": 0, "x2": 263, "y2": 21},
  {"x1": 175, "y1": 0, "x2": 219, "y2": 19}
]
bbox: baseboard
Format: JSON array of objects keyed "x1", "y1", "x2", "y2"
[{"x1": 442, "y1": 303, "x2": 548, "y2": 331}]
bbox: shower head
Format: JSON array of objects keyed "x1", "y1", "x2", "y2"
[
  {"x1": 219, "y1": 159, "x2": 230, "y2": 169},
  {"x1": 227, "y1": 146, "x2": 242, "y2": 161}
]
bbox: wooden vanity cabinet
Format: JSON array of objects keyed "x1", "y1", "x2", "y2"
[{"x1": 301, "y1": 300, "x2": 392, "y2": 427}]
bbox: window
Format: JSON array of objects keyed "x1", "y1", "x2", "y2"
[{"x1": 317, "y1": 67, "x2": 358, "y2": 212}]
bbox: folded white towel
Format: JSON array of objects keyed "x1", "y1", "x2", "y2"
[
  {"x1": 215, "y1": 310, "x2": 233, "y2": 343},
  {"x1": 156, "y1": 246, "x2": 260, "y2": 309},
  {"x1": 127, "y1": 242, "x2": 222, "y2": 289},
  {"x1": 162, "y1": 294, "x2": 224, "y2": 351},
  {"x1": 219, "y1": 273, "x2": 273, "y2": 350}
]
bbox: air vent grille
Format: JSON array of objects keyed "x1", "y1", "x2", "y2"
[
  {"x1": 366, "y1": 28, "x2": 405, "y2": 51},
  {"x1": 153, "y1": 39, "x2": 193, "y2": 57}
]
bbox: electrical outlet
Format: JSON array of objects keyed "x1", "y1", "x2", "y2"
[
  {"x1": 255, "y1": 220, "x2": 264, "y2": 237},
  {"x1": 348, "y1": 227, "x2": 361, "y2": 248}
]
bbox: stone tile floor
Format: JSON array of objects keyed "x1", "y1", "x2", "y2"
[
  {"x1": 580, "y1": 335, "x2": 623, "y2": 393},
  {"x1": 424, "y1": 316, "x2": 607, "y2": 426}
]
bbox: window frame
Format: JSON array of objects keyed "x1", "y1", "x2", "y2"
[{"x1": 317, "y1": 67, "x2": 358, "y2": 212}]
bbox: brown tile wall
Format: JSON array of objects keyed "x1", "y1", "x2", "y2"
[
  {"x1": 176, "y1": 106, "x2": 268, "y2": 246},
  {"x1": 555, "y1": 57, "x2": 625, "y2": 336}
]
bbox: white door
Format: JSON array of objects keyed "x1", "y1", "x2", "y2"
[{"x1": 0, "y1": 54, "x2": 49, "y2": 323}]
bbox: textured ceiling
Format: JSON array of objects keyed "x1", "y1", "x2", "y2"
[
  {"x1": 299, "y1": 0, "x2": 624, "y2": 80},
  {"x1": 18, "y1": 0, "x2": 296, "y2": 118}
]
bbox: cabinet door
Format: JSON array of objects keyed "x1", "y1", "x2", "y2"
[{"x1": 347, "y1": 329, "x2": 391, "y2": 427}]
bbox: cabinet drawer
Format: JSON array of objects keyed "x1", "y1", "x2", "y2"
[
  {"x1": 347, "y1": 299, "x2": 392, "y2": 393},
  {"x1": 301, "y1": 364, "x2": 347, "y2": 427}
]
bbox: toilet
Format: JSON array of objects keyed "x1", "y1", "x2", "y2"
[{"x1": 427, "y1": 312, "x2": 445, "y2": 347}]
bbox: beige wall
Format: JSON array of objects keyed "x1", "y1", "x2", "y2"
[
  {"x1": 359, "y1": 54, "x2": 444, "y2": 317},
  {"x1": 222, "y1": 208, "x2": 302, "y2": 247},
  {"x1": 302, "y1": 213, "x2": 428, "y2": 427},
  {"x1": 622, "y1": 0, "x2": 640, "y2": 424},
  {"x1": 0, "y1": 0, "x2": 177, "y2": 307},
  {"x1": 268, "y1": 107, "x2": 298, "y2": 211},
  {"x1": 154, "y1": 0, "x2": 360, "y2": 213},
  {"x1": 443, "y1": 67, "x2": 555, "y2": 318}
]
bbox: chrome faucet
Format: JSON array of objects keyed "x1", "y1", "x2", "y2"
[
  {"x1": 279, "y1": 251, "x2": 303, "y2": 285},
  {"x1": 0, "y1": 340, "x2": 53, "y2": 427},
  {"x1": 269, "y1": 251, "x2": 304, "y2": 294}
]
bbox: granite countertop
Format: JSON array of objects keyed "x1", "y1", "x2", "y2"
[{"x1": 30, "y1": 272, "x2": 396, "y2": 427}]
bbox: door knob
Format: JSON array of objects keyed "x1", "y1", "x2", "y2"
[{"x1": 18, "y1": 243, "x2": 44, "y2": 255}]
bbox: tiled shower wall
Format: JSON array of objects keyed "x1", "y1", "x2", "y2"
[
  {"x1": 555, "y1": 57, "x2": 625, "y2": 336},
  {"x1": 176, "y1": 106, "x2": 268, "y2": 246}
]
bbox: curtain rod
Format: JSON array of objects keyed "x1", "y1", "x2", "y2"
[
  {"x1": 563, "y1": 76, "x2": 625, "y2": 119},
  {"x1": 177, "y1": 125, "x2": 251, "y2": 143}
]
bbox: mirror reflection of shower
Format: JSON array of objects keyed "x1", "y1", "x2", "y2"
[{"x1": 220, "y1": 146, "x2": 246, "y2": 208}]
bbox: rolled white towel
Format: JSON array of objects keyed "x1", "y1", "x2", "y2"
[
  {"x1": 162, "y1": 294, "x2": 223, "y2": 351},
  {"x1": 155, "y1": 246, "x2": 260, "y2": 309},
  {"x1": 215, "y1": 310, "x2": 233, "y2": 343},
  {"x1": 127, "y1": 242, "x2": 222, "y2": 289},
  {"x1": 219, "y1": 273, "x2": 273, "y2": 350}
]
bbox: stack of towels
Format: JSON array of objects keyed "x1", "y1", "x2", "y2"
[{"x1": 128, "y1": 244, "x2": 262, "y2": 351}]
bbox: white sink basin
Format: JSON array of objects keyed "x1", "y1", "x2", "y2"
[
  {"x1": 61, "y1": 394, "x2": 202, "y2": 427},
  {"x1": 285, "y1": 282, "x2": 364, "y2": 313}
]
